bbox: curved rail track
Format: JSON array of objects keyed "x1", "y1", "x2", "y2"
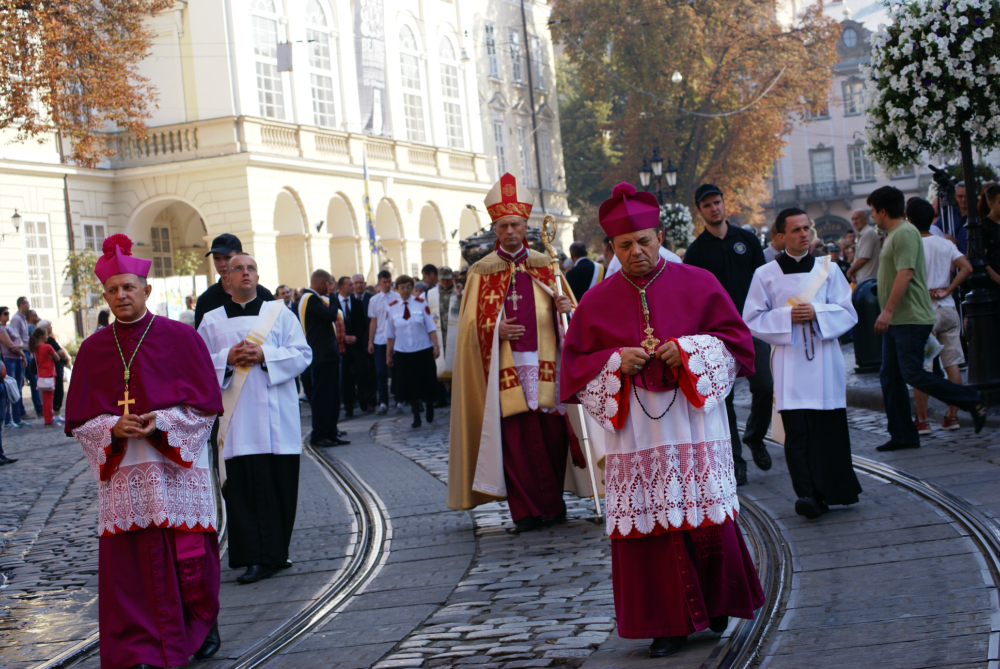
[
  {"x1": 31, "y1": 439, "x2": 1000, "y2": 668},
  {"x1": 33, "y1": 441, "x2": 388, "y2": 669}
]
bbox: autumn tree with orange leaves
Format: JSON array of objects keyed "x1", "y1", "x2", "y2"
[
  {"x1": 552, "y1": 0, "x2": 841, "y2": 225},
  {"x1": 0, "y1": 0, "x2": 171, "y2": 168}
]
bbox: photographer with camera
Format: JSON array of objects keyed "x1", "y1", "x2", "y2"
[{"x1": 929, "y1": 164, "x2": 968, "y2": 253}]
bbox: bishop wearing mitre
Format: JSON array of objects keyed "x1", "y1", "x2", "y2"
[
  {"x1": 561, "y1": 184, "x2": 764, "y2": 658},
  {"x1": 447, "y1": 172, "x2": 586, "y2": 533},
  {"x1": 66, "y1": 234, "x2": 225, "y2": 668}
]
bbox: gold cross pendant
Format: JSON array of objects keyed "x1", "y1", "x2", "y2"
[
  {"x1": 509, "y1": 289, "x2": 522, "y2": 311},
  {"x1": 640, "y1": 324, "x2": 661, "y2": 356},
  {"x1": 118, "y1": 389, "x2": 136, "y2": 416}
]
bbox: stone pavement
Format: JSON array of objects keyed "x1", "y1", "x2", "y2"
[{"x1": 2, "y1": 381, "x2": 1000, "y2": 669}]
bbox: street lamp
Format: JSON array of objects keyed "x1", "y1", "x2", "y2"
[
  {"x1": 4, "y1": 209, "x2": 21, "y2": 242},
  {"x1": 637, "y1": 149, "x2": 679, "y2": 205},
  {"x1": 638, "y1": 159, "x2": 652, "y2": 188}
]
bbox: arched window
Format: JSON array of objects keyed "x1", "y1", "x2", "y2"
[
  {"x1": 251, "y1": 0, "x2": 285, "y2": 119},
  {"x1": 439, "y1": 37, "x2": 464, "y2": 149},
  {"x1": 306, "y1": 0, "x2": 336, "y2": 127},
  {"x1": 399, "y1": 25, "x2": 426, "y2": 143}
]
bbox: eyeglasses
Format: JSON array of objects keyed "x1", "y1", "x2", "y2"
[{"x1": 229, "y1": 265, "x2": 258, "y2": 275}]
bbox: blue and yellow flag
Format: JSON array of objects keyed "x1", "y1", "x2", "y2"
[{"x1": 363, "y1": 146, "x2": 378, "y2": 283}]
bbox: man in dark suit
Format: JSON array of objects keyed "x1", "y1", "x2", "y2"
[
  {"x1": 349, "y1": 273, "x2": 376, "y2": 411},
  {"x1": 301, "y1": 269, "x2": 349, "y2": 447},
  {"x1": 565, "y1": 241, "x2": 604, "y2": 302}
]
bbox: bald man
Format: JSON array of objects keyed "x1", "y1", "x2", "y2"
[{"x1": 846, "y1": 209, "x2": 880, "y2": 284}]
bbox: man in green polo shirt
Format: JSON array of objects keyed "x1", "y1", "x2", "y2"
[{"x1": 870, "y1": 186, "x2": 985, "y2": 450}]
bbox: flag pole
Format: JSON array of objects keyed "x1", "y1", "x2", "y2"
[{"x1": 362, "y1": 145, "x2": 379, "y2": 284}]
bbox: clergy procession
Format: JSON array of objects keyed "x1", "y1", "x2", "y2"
[{"x1": 4, "y1": 171, "x2": 999, "y2": 669}]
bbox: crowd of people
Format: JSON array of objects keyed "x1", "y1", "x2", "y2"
[{"x1": 8, "y1": 167, "x2": 1000, "y2": 668}]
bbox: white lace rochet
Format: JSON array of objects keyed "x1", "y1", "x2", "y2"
[
  {"x1": 73, "y1": 404, "x2": 217, "y2": 536},
  {"x1": 576, "y1": 335, "x2": 740, "y2": 536}
]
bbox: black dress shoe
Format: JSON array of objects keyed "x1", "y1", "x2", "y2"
[
  {"x1": 734, "y1": 463, "x2": 748, "y2": 487},
  {"x1": 972, "y1": 404, "x2": 987, "y2": 434},
  {"x1": 818, "y1": 499, "x2": 830, "y2": 514},
  {"x1": 709, "y1": 615, "x2": 729, "y2": 633},
  {"x1": 876, "y1": 440, "x2": 919, "y2": 452},
  {"x1": 193, "y1": 623, "x2": 221, "y2": 660},
  {"x1": 411, "y1": 416, "x2": 422, "y2": 428},
  {"x1": 311, "y1": 438, "x2": 337, "y2": 447},
  {"x1": 331, "y1": 437, "x2": 350, "y2": 445},
  {"x1": 0, "y1": 455, "x2": 15, "y2": 465},
  {"x1": 237, "y1": 564, "x2": 274, "y2": 584},
  {"x1": 507, "y1": 516, "x2": 543, "y2": 534},
  {"x1": 794, "y1": 497, "x2": 822, "y2": 520},
  {"x1": 130, "y1": 664, "x2": 163, "y2": 669},
  {"x1": 648, "y1": 636, "x2": 685, "y2": 658},
  {"x1": 274, "y1": 559, "x2": 292, "y2": 570},
  {"x1": 745, "y1": 440, "x2": 772, "y2": 471},
  {"x1": 543, "y1": 512, "x2": 567, "y2": 526},
  {"x1": 337, "y1": 430, "x2": 347, "y2": 437},
  {"x1": 426, "y1": 405, "x2": 434, "y2": 423}
]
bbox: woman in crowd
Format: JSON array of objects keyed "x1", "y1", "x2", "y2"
[
  {"x1": 38, "y1": 321, "x2": 70, "y2": 424},
  {"x1": 978, "y1": 182, "x2": 1000, "y2": 288},
  {"x1": 27, "y1": 328, "x2": 58, "y2": 427},
  {"x1": 95, "y1": 309, "x2": 110, "y2": 331},
  {"x1": 385, "y1": 275, "x2": 440, "y2": 428}
]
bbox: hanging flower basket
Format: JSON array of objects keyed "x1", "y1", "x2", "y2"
[
  {"x1": 863, "y1": 0, "x2": 1000, "y2": 168},
  {"x1": 660, "y1": 203, "x2": 694, "y2": 250}
]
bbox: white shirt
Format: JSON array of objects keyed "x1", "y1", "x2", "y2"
[
  {"x1": 606, "y1": 246, "x2": 681, "y2": 276},
  {"x1": 368, "y1": 290, "x2": 400, "y2": 345},
  {"x1": 743, "y1": 259, "x2": 858, "y2": 411},
  {"x1": 921, "y1": 234, "x2": 963, "y2": 308},
  {"x1": 385, "y1": 296, "x2": 436, "y2": 353},
  {"x1": 198, "y1": 301, "x2": 313, "y2": 458}
]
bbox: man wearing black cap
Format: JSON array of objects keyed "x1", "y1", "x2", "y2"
[
  {"x1": 195, "y1": 234, "x2": 274, "y2": 328},
  {"x1": 683, "y1": 184, "x2": 772, "y2": 486}
]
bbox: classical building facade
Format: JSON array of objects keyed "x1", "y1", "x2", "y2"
[
  {"x1": 0, "y1": 0, "x2": 572, "y2": 338},
  {"x1": 766, "y1": 0, "x2": 998, "y2": 240}
]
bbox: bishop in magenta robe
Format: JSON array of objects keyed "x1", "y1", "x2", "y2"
[
  {"x1": 561, "y1": 184, "x2": 764, "y2": 658},
  {"x1": 66, "y1": 234, "x2": 225, "y2": 669}
]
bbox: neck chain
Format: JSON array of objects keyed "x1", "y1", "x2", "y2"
[
  {"x1": 619, "y1": 261, "x2": 667, "y2": 356},
  {"x1": 112, "y1": 315, "x2": 156, "y2": 383}
]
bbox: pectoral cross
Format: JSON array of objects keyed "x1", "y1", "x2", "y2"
[
  {"x1": 509, "y1": 289, "x2": 522, "y2": 311},
  {"x1": 118, "y1": 389, "x2": 136, "y2": 416},
  {"x1": 640, "y1": 324, "x2": 661, "y2": 357}
]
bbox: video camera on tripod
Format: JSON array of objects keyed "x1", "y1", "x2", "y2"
[{"x1": 928, "y1": 163, "x2": 959, "y2": 197}]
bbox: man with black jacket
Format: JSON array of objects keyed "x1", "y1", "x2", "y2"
[
  {"x1": 348, "y1": 274, "x2": 375, "y2": 412},
  {"x1": 683, "y1": 184, "x2": 772, "y2": 486},
  {"x1": 195, "y1": 234, "x2": 273, "y2": 328},
  {"x1": 300, "y1": 269, "x2": 350, "y2": 447}
]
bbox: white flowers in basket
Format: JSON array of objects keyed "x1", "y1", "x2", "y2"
[
  {"x1": 660, "y1": 203, "x2": 694, "y2": 250},
  {"x1": 863, "y1": 0, "x2": 1000, "y2": 168}
]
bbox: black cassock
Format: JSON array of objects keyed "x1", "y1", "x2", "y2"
[
  {"x1": 224, "y1": 453, "x2": 299, "y2": 568},
  {"x1": 775, "y1": 253, "x2": 862, "y2": 507}
]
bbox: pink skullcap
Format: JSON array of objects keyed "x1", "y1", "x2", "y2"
[
  {"x1": 94, "y1": 234, "x2": 152, "y2": 283},
  {"x1": 598, "y1": 182, "x2": 660, "y2": 237}
]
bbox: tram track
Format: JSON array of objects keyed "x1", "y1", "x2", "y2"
[{"x1": 32, "y1": 439, "x2": 389, "y2": 669}]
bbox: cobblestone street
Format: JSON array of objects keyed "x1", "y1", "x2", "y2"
[{"x1": 1, "y1": 379, "x2": 1000, "y2": 668}]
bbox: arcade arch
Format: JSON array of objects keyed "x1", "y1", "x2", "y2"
[
  {"x1": 419, "y1": 203, "x2": 446, "y2": 268},
  {"x1": 375, "y1": 198, "x2": 403, "y2": 276},
  {"x1": 274, "y1": 189, "x2": 310, "y2": 289},
  {"x1": 328, "y1": 193, "x2": 361, "y2": 276}
]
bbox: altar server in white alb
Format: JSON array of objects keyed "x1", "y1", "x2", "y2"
[
  {"x1": 743, "y1": 208, "x2": 862, "y2": 520},
  {"x1": 198, "y1": 254, "x2": 313, "y2": 584}
]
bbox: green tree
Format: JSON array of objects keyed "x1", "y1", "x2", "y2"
[
  {"x1": 63, "y1": 249, "x2": 103, "y2": 337},
  {"x1": 0, "y1": 0, "x2": 172, "y2": 168},
  {"x1": 174, "y1": 249, "x2": 201, "y2": 297},
  {"x1": 551, "y1": 0, "x2": 841, "y2": 224}
]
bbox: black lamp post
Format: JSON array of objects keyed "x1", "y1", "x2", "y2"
[
  {"x1": 4, "y1": 209, "x2": 21, "y2": 242},
  {"x1": 956, "y1": 130, "x2": 1000, "y2": 392},
  {"x1": 637, "y1": 148, "x2": 678, "y2": 205}
]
